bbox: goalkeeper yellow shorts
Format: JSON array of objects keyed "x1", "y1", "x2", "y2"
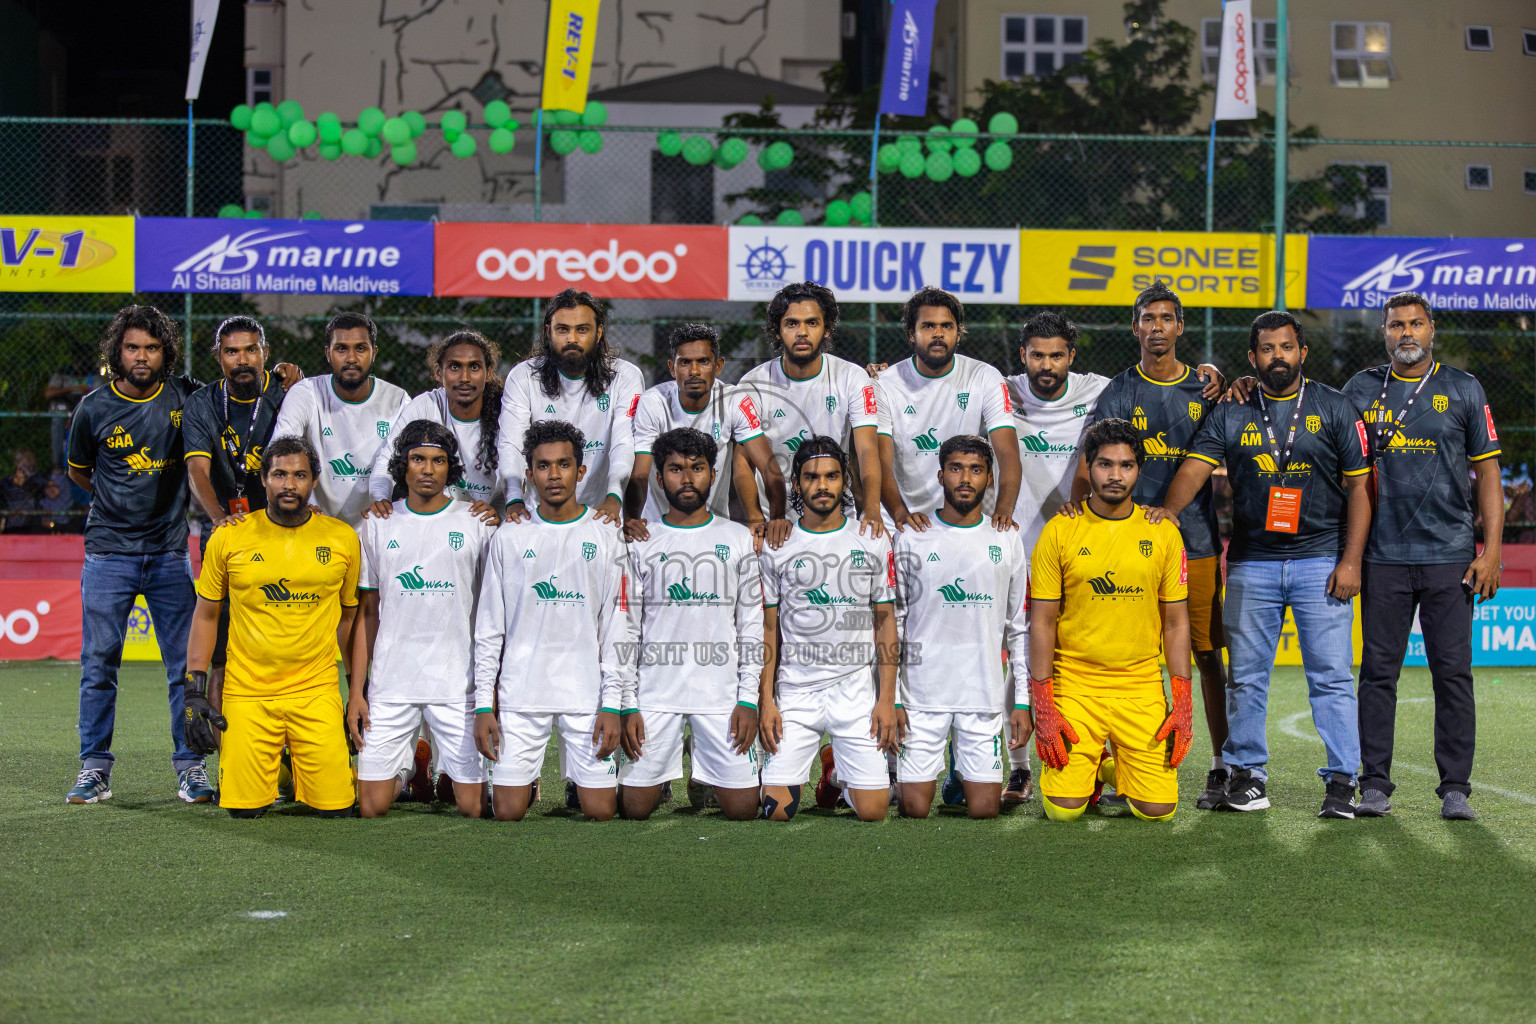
[
  {"x1": 1038, "y1": 691, "x2": 1179, "y2": 805},
  {"x1": 218, "y1": 690, "x2": 355, "y2": 811}
]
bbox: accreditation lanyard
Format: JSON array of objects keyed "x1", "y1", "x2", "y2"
[
  {"x1": 1255, "y1": 378, "x2": 1306, "y2": 533},
  {"x1": 221, "y1": 378, "x2": 264, "y2": 509},
  {"x1": 1370, "y1": 362, "x2": 1436, "y2": 459}
]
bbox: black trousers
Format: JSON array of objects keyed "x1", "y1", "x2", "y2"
[{"x1": 1358, "y1": 562, "x2": 1475, "y2": 797}]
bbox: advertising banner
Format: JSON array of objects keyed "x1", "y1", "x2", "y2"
[
  {"x1": 135, "y1": 218, "x2": 435, "y2": 295},
  {"x1": 1212, "y1": 0, "x2": 1257, "y2": 122},
  {"x1": 0, "y1": 216, "x2": 135, "y2": 292},
  {"x1": 727, "y1": 226, "x2": 1020, "y2": 304},
  {"x1": 0, "y1": 583, "x2": 168, "y2": 663},
  {"x1": 1306, "y1": 236, "x2": 1536, "y2": 312},
  {"x1": 1413, "y1": 588, "x2": 1536, "y2": 667},
  {"x1": 541, "y1": 0, "x2": 601, "y2": 113},
  {"x1": 879, "y1": 0, "x2": 937, "y2": 118},
  {"x1": 436, "y1": 222, "x2": 728, "y2": 299},
  {"x1": 1019, "y1": 229, "x2": 1307, "y2": 308}
]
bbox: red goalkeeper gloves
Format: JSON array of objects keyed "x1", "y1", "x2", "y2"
[
  {"x1": 1030, "y1": 677, "x2": 1079, "y2": 771},
  {"x1": 1154, "y1": 674, "x2": 1194, "y2": 768}
]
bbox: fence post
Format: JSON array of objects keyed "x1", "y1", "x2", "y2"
[
  {"x1": 185, "y1": 103, "x2": 196, "y2": 375},
  {"x1": 1272, "y1": 0, "x2": 1289, "y2": 310},
  {"x1": 1204, "y1": 113, "x2": 1217, "y2": 365},
  {"x1": 533, "y1": 109, "x2": 544, "y2": 222}
]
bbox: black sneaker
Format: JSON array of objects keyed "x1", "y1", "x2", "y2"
[
  {"x1": 1196, "y1": 768, "x2": 1230, "y2": 810},
  {"x1": 1002, "y1": 768, "x2": 1032, "y2": 804},
  {"x1": 1218, "y1": 770, "x2": 1270, "y2": 811},
  {"x1": 564, "y1": 780, "x2": 579, "y2": 810},
  {"x1": 1319, "y1": 776, "x2": 1356, "y2": 819}
]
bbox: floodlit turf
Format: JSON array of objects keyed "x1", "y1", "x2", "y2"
[{"x1": 2, "y1": 662, "x2": 1534, "y2": 1023}]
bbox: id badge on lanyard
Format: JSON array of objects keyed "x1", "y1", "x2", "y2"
[
  {"x1": 1265, "y1": 486, "x2": 1302, "y2": 533},
  {"x1": 1256, "y1": 380, "x2": 1306, "y2": 535}
]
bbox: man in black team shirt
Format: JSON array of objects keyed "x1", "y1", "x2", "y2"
[
  {"x1": 1093, "y1": 284, "x2": 1230, "y2": 809},
  {"x1": 65, "y1": 306, "x2": 208, "y2": 805},
  {"x1": 1342, "y1": 292, "x2": 1503, "y2": 821},
  {"x1": 1149, "y1": 311, "x2": 1372, "y2": 819}
]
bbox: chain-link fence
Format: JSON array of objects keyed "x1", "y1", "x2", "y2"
[{"x1": 3, "y1": 116, "x2": 1535, "y2": 530}]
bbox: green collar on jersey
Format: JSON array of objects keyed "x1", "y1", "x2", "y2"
[
  {"x1": 331, "y1": 375, "x2": 376, "y2": 405},
  {"x1": 934, "y1": 509, "x2": 984, "y2": 528},
  {"x1": 536, "y1": 503, "x2": 589, "y2": 525},
  {"x1": 659, "y1": 512, "x2": 715, "y2": 530},
  {"x1": 405, "y1": 496, "x2": 454, "y2": 516},
  {"x1": 778, "y1": 354, "x2": 825, "y2": 383},
  {"x1": 910, "y1": 354, "x2": 956, "y2": 379},
  {"x1": 795, "y1": 515, "x2": 847, "y2": 534}
]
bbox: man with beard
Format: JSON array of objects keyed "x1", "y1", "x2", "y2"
[
  {"x1": 1148, "y1": 311, "x2": 1372, "y2": 819},
  {"x1": 619, "y1": 428, "x2": 764, "y2": 821},
  {"x1": 496, "y1": 289, "x2": 644, "y2": 526},
  {"x1": 182, "y1": 435, "x2": 363, "y2": 818},
  {"x1": 65, "y1": 306, "x2": 206, "y2": 805},
  {"x1": 1343, "y1": 292, "x2": 1502, "y2": 821},
  {"x1": 271, "y1": 312, "x2": 409, "y2": 527},
  {"x1": 734, "y1": 282, "x2": 884, "y2": 536},
  {"x1": 891, "y1": 434, "x2": 1029, "y2": 820},
  {"x1": 624, "y1": 323, "x2": 786, "y2": 543}
]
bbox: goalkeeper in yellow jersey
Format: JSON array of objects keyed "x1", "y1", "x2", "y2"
[{"x1": 1028, "y1": 418, "x2": 1193, "y2": 821}]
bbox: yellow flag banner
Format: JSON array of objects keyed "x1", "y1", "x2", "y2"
[
  {"x1": 1019, "y1": 229, "x2": 1307, "y2": 308},
  {"x1": 541, "y1": 0, "x2": 601, "y2": 113},
  {"x1": 0, "y1": 216, "x2": 135, "y2": 292}
]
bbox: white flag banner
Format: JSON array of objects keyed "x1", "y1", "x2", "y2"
[
  {"x1": 1213, "y1": 0, "x2": 1257, "y2": 121},
  {"x1": 184, "y1": 0, "x2": 221, "y2": 102}
]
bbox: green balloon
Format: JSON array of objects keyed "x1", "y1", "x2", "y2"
[
  {"x1": 390, "y1": 141, "x2": 417, "y2": 166},
  {"x1": 850, "y1": 208, "x2": 869, "y2": 225},
  {"x1": 926, "y1": 125, "x2": 952, "y2": 153},
  {"x1": 766, "y1": 141, "x2": 794, "y2": 170},
  {"x1": 230, "y1": 104, "x2": 253, "y2": 130},
  {"x1": 896, "y1": 134, "x2": 923, "y2": 152},
  {"x1": 925, "y1": 150, "x2": 954, "y2": 182},
  {"x1": 984, "y1": 140, "x2": 1013, "y2": 171},
  {"x1": 549, "y1": 130, "x2": 579, "y2": 155},
  {"x1": 899, "y1": 150, "x2": 926, "y2": 178},
  {"x1": 578, "y1": 130, "x2": 603, "y2": 154},
  {"x1": 441, "y1": 109, "x2": 468, "y2": 134},
  {"x1": 987, "y1": 111, "x2": 1019, "y2": 135},
  {"x1": 243, "y1": 209, "x2": 265, "y2": 219},
  {"x1": 484, "y1": 100, "x2": 511, "y2": 128},
  {"x1": 364, "y1": 136, "x2": 383, "y2": 158},
  {"x1": 266, "y1": 134, "x2": 295, "y2": 162},
  {"x1": 850, "y1": 191, "x2": 873, "y2": 220},
  {"x1": 288, "y1": 120, "x2": 317, "y2": 147},
  {"x1": 217, "y1": 203, "x2": 244, "y2": 218},
  {"x1": 302, "y1": 210, "x2": 323, "y2": 220},
  {"x1": 317, "y1": 113, "x2": 342, "y2": 143},
  {"x1": 245, "y1": 130, "x2": 270, "y2": 149},
  {"x1": 382, "y1": 117, "x2": 411, "y2": 145},
  {"x1": 488, "y1": 127, "x2": 515, "y2": 154},
  {"x1": 552, "y1": 108, "x2": 581, "y2": 126},
  {"x1": 276, "y1": 100, "x2": 304, "y2": 127},
  {"x1": 580, "y1": 101, "x2": 607, "y2": 126},
  {"x1": 250, "y1": 106, "x2": 281, "y2": 137},
  {"x1": 775, "y1": 209, "x2": 804, "y2": 227},
  {"x1": 451, "y1": 133, "x2": 477, "y2": 158},
  {"x1": 358, "y1": 107, "x2": 386, "y2": 136},
  {"x1": 319, "y1": 142, "x2": 342, "y2": 161},
  {"x1": 682, "y1": 136, "x2": 714, "y2": 166},
  {"x1": 657, "y1": 131, "x2": 683, "y2": 156},
  {"x1": 876, "y1": 144, "x2": 902, "y2": 174},
  {"x1": 952, "y1": 147, "x2": 982, "y2": 177},
  {"x1": 824, "y1": 200, "x2": 852, "y2": 226},
  {"x1": 949, "y1": 118, "x2": 979, "y2": 148},
  {"x1": 717, "y1": 137, "x2": 749, "y2": 168},
  {"x1": 403, "y1": 111, "x2": 427, "y2": 138},
  {"x1": 340, "y1": 129, "x2": 368, "y2": 155},
  {"x1": 738, "y1": 214, "x2": 763, "y2": 226},
  {"x1": 444, "y1": 127, "x2": 461, "y2": 143}
]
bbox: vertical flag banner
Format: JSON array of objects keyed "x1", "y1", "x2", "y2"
[
  {"x1": 542, "y1": 0, "x2": 601, "y2": 113},
  {"x1": 879, "y1": 0, "x2": 937, "y2": 117},
  {"x1": 185, "y1": 0, "x2": 220, "y2": 101},
  {"x1": 1214, "y1": 0, "x2": 1257, "y2": 122}
]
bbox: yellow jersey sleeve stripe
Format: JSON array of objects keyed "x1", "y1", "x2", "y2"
[
  {"x1": 184, "y1": 450, "x2": 214, "y2": 459},
  {"x1": 1469, "y1": 449, "x2": 1502, "y2": 462},
  {"x1": 986, "y1": 423, "x2": 1015, "y2": 433},
  {"x1": 1031, "y1": 592, "x2": 1062, "y2": 602},
  {"x1": 1186, "y1": 452, "x2": 1220, "y2": 466},
  {"x1": 67, "y1": 459, "x2": 92, "y2": 469},
  {"x1": 1342, "y1": 466, "x2": 1372, "y2": 476}
]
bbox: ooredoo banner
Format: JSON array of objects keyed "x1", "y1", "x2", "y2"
[
  {"x1": 435, "y1": 223, "x2": 728, "y2": 299},
  {"x1": 0, "y1": 583, "x2": 169, "y2": 662}
]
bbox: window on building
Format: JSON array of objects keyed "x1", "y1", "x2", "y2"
[
  {"x1": 1524, "y1": 169, "x2": 1536, "y2": 195},
  {"x1": 1001, "y1": 15, "x2": 1087, "y2": 80},
  {"x1": 1201, "y1": 17, "x2": 1282, "y2": 83},
  {"x1": 246, "y1": 194, "x2": 273, "y2": 216},
  {"x1": 1329, "y1": 162, "x2": 1391, "y2": 227},
  {"x1": 1465, "y1": 26, "x2": 1493, "y2": 51},
  {"x1": 1524, "y1": 29, "x2": 1536, "y2": 55},
  {"x1": 651, "y1": 150, "x2": 714, "y2": 224},
  {"x1": 1466, "y1": 164, "x2": 1493, "y2": 191},
  {"x1": 1332, "y1": 22, "x2": 1393, "y2": 87},
  {"x1": 246, "y1": 67, "x2": 274, "y2": 107}
]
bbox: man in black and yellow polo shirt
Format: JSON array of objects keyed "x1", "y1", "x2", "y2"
[{"x1": 185, "y1": 435, "x2": 362, "y2": 817}]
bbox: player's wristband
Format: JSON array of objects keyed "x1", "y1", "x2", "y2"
[
  {"x1": 1013, "y1": 703, "x2": 1030, "y2": 710},
  {"x1": 619, "y1": 708, "x2": 639, "y2": 716},
  {"x1": 474, "y1": 707, "x2": 494, "y2": 715},
  {"x1": 599, "y1": 706, "x2": 620, "y2": 715},
  {"x1": 736, "y1": 700, "x2": 758, "y2": 711},
  {"x1": 893, "y1": 703, "x2": 903, "y2": 710}
]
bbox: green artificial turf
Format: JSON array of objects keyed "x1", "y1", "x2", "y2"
[{"x1": 2, "y1": 661, "x2": 1534, "y2": 1023}]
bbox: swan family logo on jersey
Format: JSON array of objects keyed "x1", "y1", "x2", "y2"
[
  {"x1": 327, "y1": 453, "x2": 369, "y2": 477},
  {"x1": 395, "y1": 565, "x2": 453, "y2": 592},
  {"x1": 803, "y1": 583, "x2": 855, "y2": 606},
  {"x1": 936, "y1": 578, "x2": 993, "y2": 605},
  {"x1": 912, "y1": 428, "x2": 940, "y2": 451},
  {"x1": 259, "y1": 578, "x2": 322, "y2": 605},
  {"x1": 532, "y1": 575, "x2": 584, "y2": 603},
  {"x1": 665, "y1": 576, "x2": 720, "y2": 602},
  {"x1": 1087, "y1": 570, "x2": 1145, "y2": 598}
]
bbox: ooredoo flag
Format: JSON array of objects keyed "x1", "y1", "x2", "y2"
[
  {"x1": 434, "y1": 223, "x2": 729, "y2": 300},
  {"x1": 542, "y1": 0, "x2": 601, "y2": 113},
  {"x1": 1213, "y1": 0, "x2": 1257, "y2": 121}
]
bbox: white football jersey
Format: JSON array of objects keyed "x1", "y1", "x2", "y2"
[
  {"x1": 357, "y1": 500, "x2": 496, "y2": 704},
  {"x1": 496, "y1": 357, "x2": 646, "y2": 510},
  {"x1": 733, "y1": 353, "x2": 881, "y2": 521},
  {"x1": 625, "y1": 515, "x2": 763, "y2": 714},
  {"x1": 760, "y1": 518, "x2": 894, "y2": 694},
  {"x1": 893, "y1": 516, "x2": 1029, "y2": 713},
  {"x1": 270, "y1": 374, "x2": 409, "y2": 526},
  {"x1": 473, "y1": 506, "x2": 635, "y2": 714},
  {"x1": 367, "y1": 389, "x2": 502, "y2": 507},
  {"x1": 631, "y1": 380, "x2": 764, "y2": 520},
  {"x1": 874, "y1": 354, "x2": 1015, "y2": 522},
  {"x1": 1008, "y1": 371, "x2": 1110, "y2": 554}
]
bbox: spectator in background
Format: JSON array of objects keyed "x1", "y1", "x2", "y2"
[
  {"x1": 39, "y1": 469, "x2": 79, "y2": 533},
  {"x1": 2, "y1": 447, "x2": 44, "y2": 533},
  {"x1": 1505, "y1": 479, "x2": 1534, "y2": 545},
  {"x1": 46, "y1": 358, "x2": 103, "y2": 470}
]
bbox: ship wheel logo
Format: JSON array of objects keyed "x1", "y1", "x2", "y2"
[{"x1": 737, "y1": 237, "x2": 794, "y2": 283}]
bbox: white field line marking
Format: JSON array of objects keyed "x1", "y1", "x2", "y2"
[
  {"x1": 239, "y1": 910, "x2": 288, "y2": 919},
  {"x1": 1278, "y1": 699, "x2": 1536, "y2": 807}
]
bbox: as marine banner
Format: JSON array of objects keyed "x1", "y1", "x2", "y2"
[{"x1": 0, "y1": 216, "x2": 135, "y2": 292}]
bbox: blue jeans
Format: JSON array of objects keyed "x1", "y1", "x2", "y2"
[
  {"x1": 1223, "y1": 556, "x2": 1359, "y2": 784},
  {"x1": 78, "y1": 549, "x2": 199, "y2": 772}
]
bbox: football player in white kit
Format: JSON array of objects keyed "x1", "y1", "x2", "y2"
[
  {"x1": 496, "y1": 290, "x2": 644, "y2": 526},
  {"x1": 758, "y1": 436, "x2": 901, "y2": 822},
  {"x1": 474, "y1": 420, "x2": 636, "y2": 822},
  {"x1": 733, "y1": 282, "x2": 885, "y2": 537},
  {"x1": 892, "y1": 434, "x2": 1029, "y2": 819},
  {"x1": 624, "y1": 323, "x2": 788, "y2": 546},
  {"x1": 618, "y1": 427, "x2": 765, "y2": 821},
  {"x1": 350, "y1": 420, "x2": 496, "y2": 818}
]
